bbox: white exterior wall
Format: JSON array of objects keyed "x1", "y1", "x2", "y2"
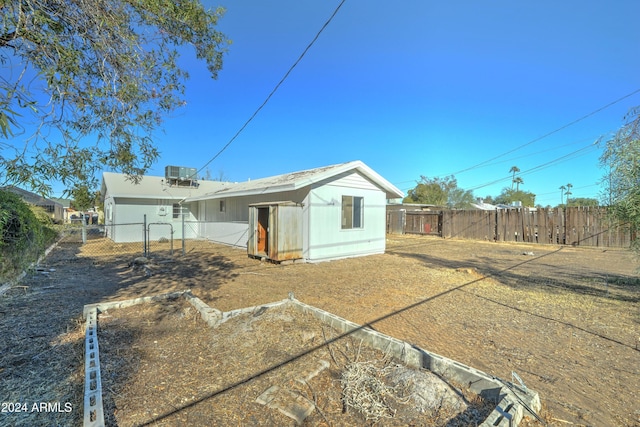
[
  {"x1": 192, "y1": 172, "x2": 387, "y2": 261},
  {"x1": 105, "y1": 197, "x2": 198, "y2": 243},
  {"x1": 305, "y1": 171, "x2": 387, "y2": 261},
  {"x1": 195, "y1": 189, "x2": 308, "y2": 248}
]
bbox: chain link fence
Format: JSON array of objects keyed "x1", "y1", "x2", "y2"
[
  {"x1": 59, "y1": 221, "x2": 237, "y2": 258},
  {"x1": 59, "y1": 223, "x2": 145, "y2": 257}
]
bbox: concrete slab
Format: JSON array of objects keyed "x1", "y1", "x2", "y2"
[
  {"x1": 296, "y1": 359, "x2": 330, "y2": 384},
  {"x1": 256, "y1": 385, "x2": 315, "y2": 424}
]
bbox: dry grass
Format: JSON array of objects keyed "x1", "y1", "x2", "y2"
[
  {"x1": 1, "y1": 235, "x2": 638, "y2": 426},
  {"x1": 97, "y1": 299, "x2": 492, "y2": 426},
  {"x1": 0, "y1": 276, "x2": 86, "y2": 426}
]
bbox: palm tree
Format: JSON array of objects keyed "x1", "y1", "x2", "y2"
[
  {"x1": 513, "y1": 176, "x2": 524, "y2": 191},
  {"x1": 565, "y1": 190, "x2": 573, "y2": 206},
  {"x1": 509, "y1": 166, "x2": 520, "y2": 189},
  {"x1": 559, "y1": 185, "x2": 566, "y2": 205}
]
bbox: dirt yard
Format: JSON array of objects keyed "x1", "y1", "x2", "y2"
[
  {"x1": 0, "y1": 234, "x2": 638, "y2": 426},
  {"x1": 97, "y1": 299, "x2": 494, "y2": 426}
]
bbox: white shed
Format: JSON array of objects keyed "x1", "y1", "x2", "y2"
[{"x1": 186, "y1": 161, "x2": 404, "y2": 262}]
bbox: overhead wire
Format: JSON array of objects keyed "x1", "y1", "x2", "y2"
[
  {"x1": 392, "y1": 136, "x2": 598, "y2": 187},
  {"x1": 448, "y1": 88, "x2": 640, "y2": 176},
  {"x1": 189, "y1": 4, "x2": 637, "y2": 197},
  {"x1": 398, "y1": 140, "x2": 601, "y2": 195},
  {"x1": 194, "y1": 0, "x2": 347, "y2": 178},
  {"x1": 466, "y1": 141, "x2": 600, "y2": 192},
  {"x1": 535, "y1": 183, "x2": 599, "y2": 197},
  {"x1": 393, "y1": 88, "x2": 640, "y2": 188},
  {"x1": 535, "y1": 182, "x2": 602, "y2": 204},
  {"x1": 452, "y1": 136, "x2": 595, "y2": 173}
]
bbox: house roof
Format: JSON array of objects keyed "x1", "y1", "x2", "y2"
[
  {"x1": 51, "y1": 198, "x2": 72, "y2": 208},
  {"x1": 101, "y1": 161, "x2": 404, "y2": 202},
  {"x1": 185, "y1": 160, "x2": 404, "y2": 202},
  {"x1": 471, "y1": 201, "x2": 532, "y2": 210},
  {"x1": 471, "y1": 201, "x2": 498, "y2": 210},
  {"x1": 1, "y1": 186, "x2": 63, "y2": 207},
  {"x1": 101, "y1": 172, "x2": 227, "y2": 200}
]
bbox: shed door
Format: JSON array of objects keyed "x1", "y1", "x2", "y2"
[{"x1": 257, "y1": 207, "x2": 269, "y2": 254}]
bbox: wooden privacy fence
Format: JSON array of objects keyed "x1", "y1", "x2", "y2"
[{"x1": 387, "y1": 207, "x2": 632, "y2": 248}]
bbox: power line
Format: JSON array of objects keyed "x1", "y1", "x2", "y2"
[
  {"x1": 535, "y1": 183, "x2": 599, "y2": 197},
  {"x1": 393, "y1": 88, "x2": 640, "y2": 188},
  {"x1": 449, "y1": 88, "x2": 640, "y2": 176},
  {"x1": 466, "y1": 141, "x2": 600, "y2": 192},
  {"x1": 398, "y1": 140, "x2": 601, "y2": 194},
  {"x1": 536, "y1": 186, "x2": 601, "y2": 202},
  {"x1": 392, "y1": 136, "x2": 596, "y2": 187},
  {"x1": 452, "y1": 136, "x2": 594, "y2": 173},
  {"x1": 195, "y1": 0, "x2": 347, "y2": 177}
]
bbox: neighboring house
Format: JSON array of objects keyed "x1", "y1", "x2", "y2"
[
  {"x1": 51, "y1": 198, "x2": 76, "y2": 223},
  {"x1": 471, "y1": 198, "x2": 530, "y2": 210},
  {"x1": 101, "y1": 161, "x2": 404, "y2": 262},
  {"x1": 471, "y1": 198, "x2": 498, "y2": 210},
  {"x1": 386, "y1": 203, "x2": 439, "y2": 212},
  {"x1": 2, "y1": 186, "x2": 65, "y2": 223}
]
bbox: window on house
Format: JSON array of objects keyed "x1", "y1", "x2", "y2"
[
  {"x1": 172, "y1": 204, "x2": 181, "y2": 219},
  {"x1": 220, "y1": 200, "x2": 226, "y2": 213},
  {"x1": 341, "y1": 196, "x2": 363, "y2": 229}
]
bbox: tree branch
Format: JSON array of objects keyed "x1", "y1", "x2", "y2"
[{"x1": 0, "y1": 31, "x2": 17, "y2": 47}]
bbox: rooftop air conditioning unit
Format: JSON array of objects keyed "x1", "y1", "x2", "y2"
[{"x1": 165, "y1": 166, "x2": 197, "y2": 181}]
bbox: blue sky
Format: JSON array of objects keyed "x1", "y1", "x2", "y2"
[{"x1": 63, "y1": 1, "x2": 640, "y2": 205}]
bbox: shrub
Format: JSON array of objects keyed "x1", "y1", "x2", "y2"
[{"x1": 0, "y1": 190, "x2": 59, "y2": 282}]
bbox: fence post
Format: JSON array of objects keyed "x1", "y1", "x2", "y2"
[
  {"x1": 81, "y1": 211, "x2": 87, "y2": 244},
  {"x1": 181, "y1": 205, "x2": 186, "y2": 256},
  {"x1": 402, "y1": 210, "x2": 407, "y2": 235},
  {"x1": 143, "y1": 214, "x2": 147, "y2": 256}
]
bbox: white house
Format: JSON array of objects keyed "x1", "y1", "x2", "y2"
[
  {"x1": 101, "y1": 172, "x2": 227, "y2": 243},
  {"x1": 101, "y1": 161, "x2": 404, "y2": 262}
]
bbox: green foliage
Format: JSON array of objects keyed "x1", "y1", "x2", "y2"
[
  {"x1": 1, "y1": 0, "x2": 230, "y2": 191},
  {"x1": 0, "y1": 189, "x2": 58, "y2": 282},
  {"x1": 566, "y1": 197, "x2": 599, "y2": 207},
  {"x1": 512, "y1": 176, "x2": 524, "y2": 191},
  {"x1": 404, "y1": 175, "x2": 475, "y2": 208},
  {"x1": 494, "y1": 188, "x2": 536, "y2": 207},
  {"x1": 69, "y1": 185, "x2": 98, "y2": 212},
  {"x1": 600, "y1": 107, "x2": 640, "y2": 251}
]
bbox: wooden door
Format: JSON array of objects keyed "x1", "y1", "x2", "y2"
[{"x1": 257, "y1": 207, "x2": 269, "y2": 254}]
